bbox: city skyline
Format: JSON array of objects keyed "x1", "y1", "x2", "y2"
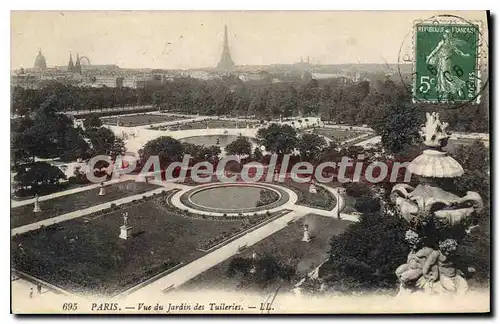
[{"x1": 11, "y1": 11, "x2": 487, "y2": 70}]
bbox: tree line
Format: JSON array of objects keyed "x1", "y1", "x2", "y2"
[{"x1": 11, "y1": 76, "x2": 489, "y2": 133}]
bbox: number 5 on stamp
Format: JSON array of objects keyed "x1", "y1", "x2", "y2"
[{"x1": 414, "y1": 22, "x2": 481, "y2": 103}]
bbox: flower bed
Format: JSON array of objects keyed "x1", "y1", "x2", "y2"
[
  {"x1": 281, "y1": 182, "x2": 336, "y2": 211},
  {"x1": 196, "y1": 210, "x2": 291, "y2": 252}
]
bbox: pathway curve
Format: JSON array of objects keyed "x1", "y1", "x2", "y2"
[{"x1": 169, "y1": 182, "x2": 299, "y2": 217}]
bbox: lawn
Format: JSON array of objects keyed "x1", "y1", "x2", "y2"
[
  {"x1": 11, "y1": 194, "x2": 254, "y2": 296},
  {"x1": 154, "y1": 119, "x2": 260, "y2": 131},
  {"x1": 11, "y1": 180, "x2": 161, "y2": 228},
  {"x1": 312, "y1": 128, "x2": 368, "y2": 142},
  {"x1": 11, "y1": 180, "x2": 92, "y2": 202},
  {"x1": 179, "y1": 214, "x2": 352, "y2": 293},
  {"x1": 179, "y1": 184, "x2": 290, "y2": 214},
  {"x1": 101, "y1": 114, "x2": 188, "y2": 127}
]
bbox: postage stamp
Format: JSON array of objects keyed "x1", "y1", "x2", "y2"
[{"x1": 413, "y1": 20, "x2": 482, "y2": 104}]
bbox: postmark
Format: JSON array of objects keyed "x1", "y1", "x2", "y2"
[{"x1": 398, "y1": 14, "x2": 488, "y2": 107}]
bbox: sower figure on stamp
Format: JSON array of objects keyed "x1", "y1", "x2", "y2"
[{"x1": 426, "y1": 29, "x2": 470, "y2": 98}]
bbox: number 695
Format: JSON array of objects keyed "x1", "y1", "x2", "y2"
[{"x1": 62, "y1": 303, "x2": 78, "y2": 311}]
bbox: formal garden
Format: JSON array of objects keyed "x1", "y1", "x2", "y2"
[
  {"x1": 101, "y1": 113, "x2": 189, "y2": 127},
  {"x1": 11, "y1": 180, "x2": 160, "y2": 228}
]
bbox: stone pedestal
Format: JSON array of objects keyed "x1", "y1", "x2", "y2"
[
  {"x1": 302, "y1": 225, "x2": 311, "y2": 242},
  {"x1": 33, "y1": 201, "x2": 41, "y2": 213},
  {"x1": 119, "y1": 225, "x2": 133, "y2": 240}
]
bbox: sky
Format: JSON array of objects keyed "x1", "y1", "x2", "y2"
[{"x1": 11, "y1": 11, "x2": 488, "y2": 70}]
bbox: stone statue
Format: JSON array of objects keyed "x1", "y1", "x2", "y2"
[
  {"x1": 119, "y1": 211, "x2": 132, "y2": 240},
  {"x1": 421, "y1": 112, "x2": 451, "y2": 149},
  {"x1": 123, "y1": 212, "x2": 128, "y2": 226},
  {"x1": 302, "y1": 224, "x2": 311, "y2": 242},
  {"x1": 391, "y1": 112, "x2": 483, "y2": 296},
  {"x1": 33, "y1": 194, "x2": 41, "y2": 213}
]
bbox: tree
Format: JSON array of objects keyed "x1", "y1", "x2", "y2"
[
  {"x1": 27, "y1": 97, "x2": 89, "y2": 160},
  {"x1": 11, "y1": 117, "x2": 36, "y2": 167},
  {"x1": 256, "y1": 123, "x2": 298, "y2": 156},
  {"x1": 14, "y1": 162, "x2": 66, "y2": 193},
  {"x1": 83, "y1": 113, "x2": 102, "y2": 130},
  {"x1": 139, "y1": 136, "x2": 184, "y2": 167},
  {"x1": 373, "y1": 104, "x2": 423, "y2": 157},
  {"x1": 297, "y1": 133, "x2": 327, "y2": 162},
  {"x1": 324, "y1": 211, "x2": 409, "y2": 292},
  {"x1": 354, "y1": 196, "x2": 381, "y2": 214},
  {"x1": 448, "y1": 140, "x2": 490, "y2": 287},
  {"x1": 225, "y1": 136, "x2": 252, "y2": 158},
  {"x1": 227, "y1": 254, "x2": 295, "y2": 290},
  {"x1": 86, "y1": 127, "x2": 125, "y2": 159},
  {"x1": 182, "y1": 143, "x2": 220, "y2": 164},
  {"x1": 253, "y1": 147, "x2": 264, "y2": 162},
  {"x1": 317, "y1": 142, "x2": 339, "y2": 163},
  {"x1": 59, "y1": 127, "x2": 91, "y2": 162}
]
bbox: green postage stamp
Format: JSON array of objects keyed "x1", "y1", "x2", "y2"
[{"x1": 414, "y1": 21, "x2": 482, "y2": 103}]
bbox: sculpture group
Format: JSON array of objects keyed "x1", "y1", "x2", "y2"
[{"x1": 391, "y1": 112, "x2": 483, "y2": 295}]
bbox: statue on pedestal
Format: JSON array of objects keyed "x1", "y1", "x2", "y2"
[
  {"x1": 98, "y1": 182, "x2": 106, "y2": 196},
  {"x1": 308, "y1": 181, "x2": 317, "y2": 194},
  {"x1": 250, "y1": 251, "x2": 257, "y2": 274},
  {"x1": 391, "y1": 112, "x2": 483, "y2": 296},
  {"x1": 33, "y1": 194, "x2": 41, "y2": 213},
  {"x1": 302, "y1": 224, "x2": 311, "y2": 242},
  {"x1": 119, "y1": 212, "x2": 133, "y2": 240}
]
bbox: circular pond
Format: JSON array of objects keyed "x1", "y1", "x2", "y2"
[{"x1": 180, "y1": 183, "x2": 290, "y2": 214}]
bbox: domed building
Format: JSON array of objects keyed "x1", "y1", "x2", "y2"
[{"x1": 33, "y1": 49, "x2": 47, "y2": 70}]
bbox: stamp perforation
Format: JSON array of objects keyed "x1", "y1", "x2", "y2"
[{"x1": 411, "y1": 17, "x2": 485, "y2": 105}]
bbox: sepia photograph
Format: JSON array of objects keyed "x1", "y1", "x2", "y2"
[{"x1": 9, "y1": 9, "x2": 491, "y2": 315}]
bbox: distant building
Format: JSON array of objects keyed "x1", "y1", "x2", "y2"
[
  {"x1": 34, "y1": 49, "x2": 47, "y2": 70},
  {"x1": 74, "y1": 53, "x2": 82, "y2": 74},
  {"x1": 11, "y1": 74, "x2": 40, "y2": 89},
  {"x1": 67, "y1": 53, "x2": 82, "y2": 74},
  {"x1": 238, "y1": 71, "x2": 270, "y2": 82},
  {"x1": 86, "y1": 76, "x2": 124, "y2": 88},
  {"x1": 68, "y1": 53, "x2": 75, "y2": 72},
  {"x1": 293, "y1": 57, "x2": 311, "y2": 72}
]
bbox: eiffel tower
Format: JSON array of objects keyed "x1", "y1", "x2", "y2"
[{"x1": 216, "y1": 25, "x2": 235, "y2": 71}]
